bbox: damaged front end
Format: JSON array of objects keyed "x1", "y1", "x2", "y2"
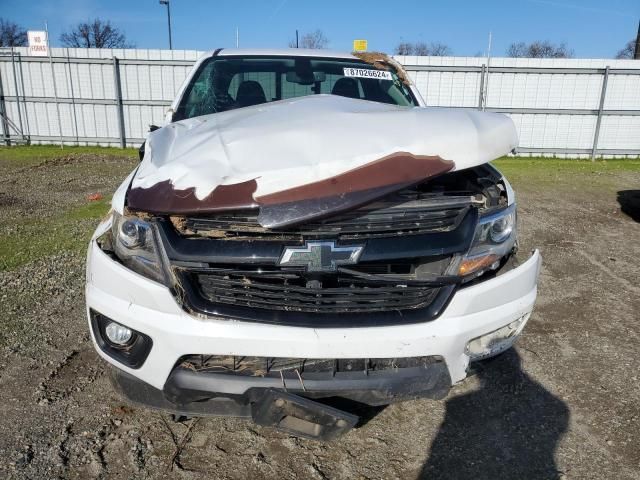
[
  {"x1": 89, "y1": 54, "x2": 529, "y2": 439},
  {"x1": 99, "y1": 163, "x2": 519, "y2": 326},
  {"x1": 97, "y1": 162, "x2": 521, "y2": 439}
]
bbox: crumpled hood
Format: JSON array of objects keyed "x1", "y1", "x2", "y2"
[{"x1": 127, "y1": 94, "x2": 518, "y2": 227}]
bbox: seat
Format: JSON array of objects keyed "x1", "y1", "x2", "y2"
[
  {"x1": 235, "y1": 80, "x2": 267, "y2": 107},
  {"x1": 331, "y1": 78, "x2": 360, "y2": 99}
]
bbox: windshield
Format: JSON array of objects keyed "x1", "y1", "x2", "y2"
[{"x1": 173, "y1": 56, "x2": 418, "y2": 121}]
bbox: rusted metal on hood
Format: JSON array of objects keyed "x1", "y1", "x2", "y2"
[
  {"x1": 127, "y1": 178, "x2": 258, "y2": 215},
  {"x1": 257, "y1": 152, "x2": 452, "y2": 205},
  {"x1": 255, "y1": 152, "x2": 454, "y2": 228},
  {"x1": 126, "y1": 152, "x2": 454, "y2": 228}
]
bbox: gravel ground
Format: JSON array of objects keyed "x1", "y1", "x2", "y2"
[{"x1": 0, "y1": 152, "x2": 639, "y2": 479}]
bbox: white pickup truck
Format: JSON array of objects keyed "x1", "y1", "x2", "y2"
[{"x1": 85, "y1": 48, "x2": 540, "y2": 440}]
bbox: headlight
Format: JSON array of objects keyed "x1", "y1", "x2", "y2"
[
  {"x1": 99, "y1": 212, "x2": 171, "y2": 285},
  {"x1": 457, "y1": 203, "x2": 517, "y2": 278}
]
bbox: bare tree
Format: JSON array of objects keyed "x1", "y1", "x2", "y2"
[
  {"x1": 413, "y1": 42, "x2": 430, "y2": 56},
  {"x1": 506, "y1": 42, "x2": 527, "y2": 57},
  {"x1": 288, "y1": 29, "x2": 329, "y2": 49},
  {"x1": 506, "y1": 41, "x2": 573, "y2": 58},
  {"x1": 615, "y1": 39, "x2": 636, "y2": 59},
  {"x1": 394, "y1": 42, "x2": 415, "y2": 55},
  {"x1": 428, "y1": 42, "x2": 452, "y2": 56},
  {"x1": 60, "y1": 19, "x2": 133, "y2": 48},
  {"x1": 0, "y1": 18, "x2": 27, "y2": 47},
  {"x1": 394, "y1": 41, "x2": 452, "y2": 56}
]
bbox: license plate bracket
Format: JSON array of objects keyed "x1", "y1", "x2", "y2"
[{"x1": 251, "y1": 389, "x2": 359, "y2": 441}]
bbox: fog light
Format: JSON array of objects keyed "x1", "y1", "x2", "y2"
[
  {"x1": 90, "y1": 310, "x2": 152, "y2": 369},
  {"x1": 105, "y1": 321, "x2": 133, "y2": 346},
  {"x1": 466, "y1": 314, "x2": 530, "y2": 361}
]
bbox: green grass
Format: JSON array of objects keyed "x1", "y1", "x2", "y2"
[
  {"x1": 493, "y1": 157, "x2": 640, "y2": 189},
  {"x1": 0, "y1": 145, "x2": 138, "y2": 168},
  {"x1": 494, "y1": 157, "x2": 640, "y2": 174},
  {"x1": 0, "y1": 146, "x2": 138, "y2": 271},
  {"x1": 0, "y1": 197, "x2": 111, "y2": 271}
]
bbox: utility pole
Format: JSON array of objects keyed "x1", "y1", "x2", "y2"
[
  {"x1": 159, "y1": 0, "x2": 173, "y2": 50},
  {"x1": 634, "y1": 19, "x2": 640, "y2": 60},
  {"x1": 296, "y1": 30, "x2": 299, "y2": 48},
  {"x1": 483, "y1": 31, "x2": 492, "y2": 111}
]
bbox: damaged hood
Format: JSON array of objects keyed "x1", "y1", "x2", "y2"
[{"x1": 128, "y1": 95, "x2": 517, "y2": 227}]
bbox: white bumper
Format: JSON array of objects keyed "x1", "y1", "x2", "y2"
[{"x1": 86, "y1": 242, "x2": 541, "y2": 391}]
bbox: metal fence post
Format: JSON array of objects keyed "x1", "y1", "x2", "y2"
[
  {"x1": 478, "y1": 64, "x2": 486, "y2": 110},
  {"x1": 591, "y1": 66, "x2": 610, "y2": 160},
  {"x1": 112, "y1": 56, "x2": 126, "y2": 148},
  {"x1": 66, "y1": 48, "x2": 79, "y2": 145},
  {"x1": 0, "y1": 66, "x2": 10, "y2": 145},
  {"x1": 45, "y1": 29, "x2": 64, "y2": 148},
  {"x1": 10, "y1": 48, "x2": 24, "y2": 139},
  {"x1": 17, "y1": 53, "x2": 30, "y2": 141}
]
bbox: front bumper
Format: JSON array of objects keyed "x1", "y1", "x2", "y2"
[{"x1": 86, "y1": 241, "x2": 540, "y2": 403}]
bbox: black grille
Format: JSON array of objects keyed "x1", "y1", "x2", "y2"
[
  {"x1": 189, "y1": 267, "x2": 443, "y2": 314},
  {"x1": 178, "y1": 196, "x2": 472, "y2": 241},
  {"x1": 178, "y1": 354, "x2": 442, "y2": 377},
  {"x1": 164, "y1": 191, "x2": 475, "y2": 323}
]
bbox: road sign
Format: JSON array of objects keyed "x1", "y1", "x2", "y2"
[
  {"x1": 353, "y1": 39, "x2": 368, "y2": 52},
  {"x1": 28, "y1": 31, "x2": 48, "y2": 57}
]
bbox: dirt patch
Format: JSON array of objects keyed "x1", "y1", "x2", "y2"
[{"x1": 1, "y1": 153, "x2": 639, "y2": 479}]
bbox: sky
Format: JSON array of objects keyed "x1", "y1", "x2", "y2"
[{"x1": 2, "y1": 0, "x2": 639, "y2": 58}]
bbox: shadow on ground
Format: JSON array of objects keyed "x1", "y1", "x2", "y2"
[
  {"x1": 617, "y1": 190, "x2": 640, "y2": 222},
  {"x1": 419, "y1": 350, "x2": 569, "y2": 480}
]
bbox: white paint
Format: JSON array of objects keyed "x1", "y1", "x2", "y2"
[
  {"x1": 111, "y1": 167, "x2": 139, "y2": 214},
  {"x1": 27, "y1": 31, "x2": 48, "y2": 57},
  {"x1": 86, "y1": 241, "x2": 541, "y2": 390},
  {"x1": 131, "y1": 94, "x2": 518, "y2": 201},
  {"x1": 216, "y1": 48, "x2": 358, "y2": 60}
]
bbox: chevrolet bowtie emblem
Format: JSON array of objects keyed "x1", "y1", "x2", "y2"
[{"x1": 279, "y1": 241, "x2": 364, "y2": 272}]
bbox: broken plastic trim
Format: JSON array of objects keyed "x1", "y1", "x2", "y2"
[
  {"x1": 337, "y1": 266, "x2": 459, "y2": 286},
  {"x1": 251, "y1": 389, "x2": 359, "y2": 441}
]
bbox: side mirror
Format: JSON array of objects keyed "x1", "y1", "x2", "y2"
[
  {"x1": 139, "y1": 125, "x2": 161, "y2": 161},
  {"x1": 138, "y1": 142, "x2": 146, "y2": 162}
]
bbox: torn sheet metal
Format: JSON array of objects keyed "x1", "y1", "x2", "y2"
[
  {"x1": 127, "y1": 94, "x2": 517, "y2": 227},
  {"x1": 352, "y1": 51, "x2": 412, "y2": 86},
  {"x1": 256, "y1": 152, "x2": 453, "y2": 228}
]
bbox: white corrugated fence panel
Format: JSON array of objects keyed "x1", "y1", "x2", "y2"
[{"x1": 0, "y1": 49, "x2": 638, "y2": 154}]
